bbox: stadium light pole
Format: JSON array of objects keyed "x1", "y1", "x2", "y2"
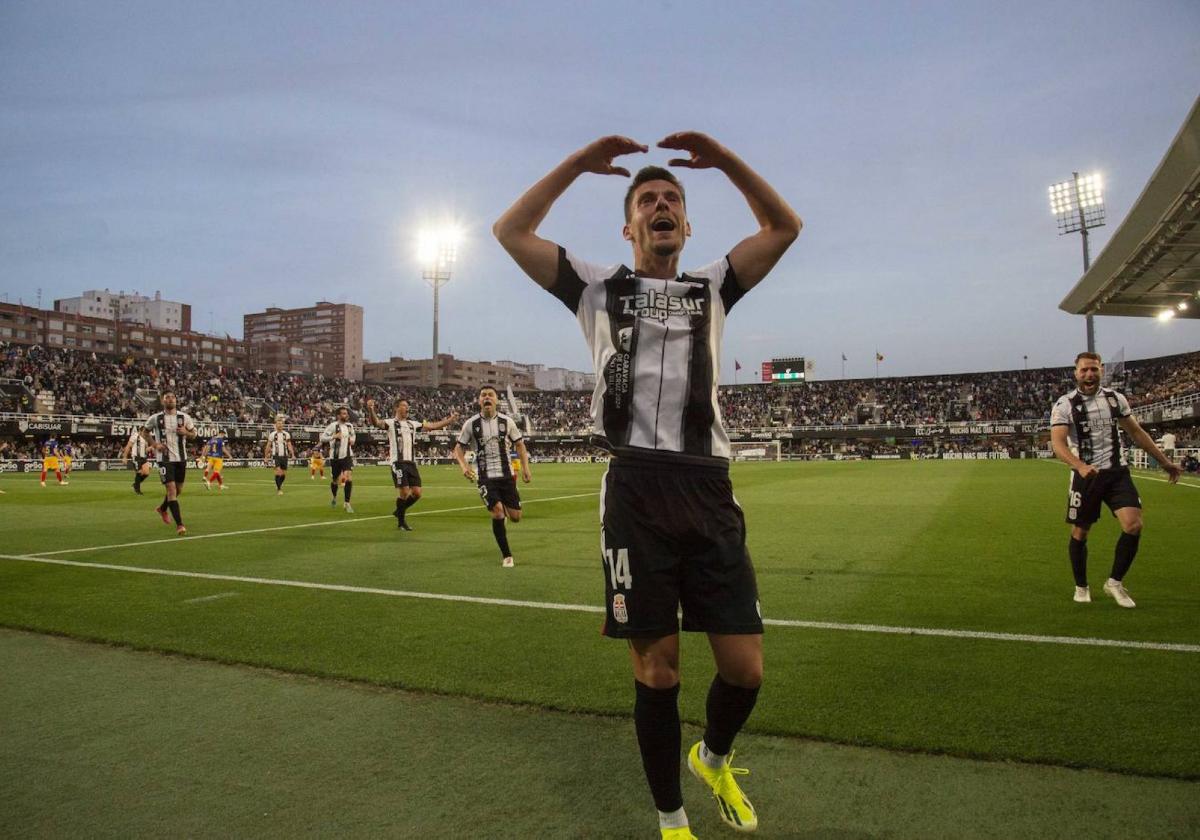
[
  {"x1": 417, "y1": 226, "x2": 462, "y2": 388},
  {"x1": 1049, "y1": 172, "x2": 1105, "y2": 353}
]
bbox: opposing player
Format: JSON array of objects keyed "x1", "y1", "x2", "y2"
[
  {"x1": 264, "y1": 418, "x2": 295, "y2": 495},
  {"x1": 60, "y1": 438, "x2": 74, "y2": 483},
  {"x1": 40, "y1": 437, "x2": 63, "y2": 487},
  {"x1": 494, "y1": 132, "x2": 801, "y2": 837},
  {"x1": 365, "y1": 397, "x2": 458, "y2": 530},
  {"x1": 139, "y1": 391, "x2": 197, "y2": 536},
  {"x1": 1050, "y1": 352, "x2": 1181, "y2": 608},
  {"x1": 308, "y1": 446, "x2": 325, "y2": 479},
  {"x1": 120, "y1": 423, "x2": 152, "y2": 494},
  {"x1": 452, "y1": 386, "x2": 531, "y2": 566},
  {"x1": 203, "y1": 430, "x2": 228, "y2": 490},
  {"x1": 320, "y1": 406, "x2": 356, "y2": 512}
]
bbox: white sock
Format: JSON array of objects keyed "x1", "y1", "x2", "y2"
[
  {"x1": 700, "y1": 740, "x2": 726, "y2": 770},
  {"x1": 657, "y1": 807, "x2": 688, "y2": 829}
]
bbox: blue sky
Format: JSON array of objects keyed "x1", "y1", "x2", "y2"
[{"x1": 2, "y1": 0, "x2": 1198, "y2": 382}]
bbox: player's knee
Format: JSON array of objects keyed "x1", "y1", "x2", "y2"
[
  {"x1": 1122, "y1": 518, "x2": 1143, "y2": 535},
  {"x1": 1070, "y1": 525, "x2": 1089, "y2": 541},
  {"x1": 411, "y1": 488, "x2": 422, "y2": 499},
  {"x1": 507, "y1": 510, "x2": 522, "y2": 522},
  {"x1": 726, "y1": 664, "x2": 763, "y2": 690}
]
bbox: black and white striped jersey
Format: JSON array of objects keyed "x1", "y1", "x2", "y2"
[
  {"x1": 127, "y1": 427, "x2": 148, "y2": 459},
  {"x1": 549, "y1": 247, "x2": 745, "y2": 465},
  {"x1": 384, "y1": 418, "x2": 423, "y2": 463},
  {"x1": 457, "y1": 412, "x2": 523, "y2": 482},
  {"x1": 1050, "y1": 388, "x2": 1132, "y2": 469},
  {"x1": 142, "y1": 410, "x2": 195, "y2": 463},
  {"x1": 320, "y1": 421, "x2": 356, "y2": 460},
  {"x1": 267, "y1": 429, "x2": 291, "y2": 457}
]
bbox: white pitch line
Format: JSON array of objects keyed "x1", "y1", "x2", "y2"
[
  {"x1": 183, "y1": 592, "x2": 240, "y2": 604},
  {"x1": 0, "y1": 552, "x2": 1197, "y2": 654},
  {"x1": 25, "y1": 492, "x2": 600, "y2": 558}
]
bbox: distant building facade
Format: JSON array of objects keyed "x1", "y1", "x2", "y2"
[
  {"x1": 243, "y1": 301, "x2": 363, "y2": 380},
  {"x1": 0, "y1": 302, "x2": 245, "y2": 367},
  {"x1": 363, "y1": 354, "x2": 535, "y2": 391},
  {"x1": 54, "y1": 289, "x2": 191, "y2": 332}
]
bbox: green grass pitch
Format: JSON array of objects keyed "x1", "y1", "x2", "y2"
[{"x1": 1, "y1": 461, "x2": 1197, "y2": 838}]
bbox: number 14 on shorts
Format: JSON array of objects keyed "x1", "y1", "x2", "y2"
[{"x1": 604, "y1": 546, "x2": 633, "y2": 590}]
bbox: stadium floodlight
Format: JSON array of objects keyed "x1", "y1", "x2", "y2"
[
  {"x1": 1157, "y1": 309, "x2": 1175, "y2": 322},
  {"x1": 1049, "y1": 171, "x2": 1106, "y2": 353},
  {"x1": 417, "y1": 224, "x2": 463, "y2": 388},
  {"x1": 1178, "y1": 301, "x2": 1189, "y2": 311}
]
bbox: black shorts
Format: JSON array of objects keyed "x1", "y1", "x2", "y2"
[
  {"x1": 157, "y1": 460, "x2": 187, "y2": 487},
  {"x1": 479, "y1": 478, "x2": 520, "y2": 511},
  {"x1": 331, "y1": 457, "x2": 354, "y2": 479},
  {"x1": 274, "y1": 455, "x2": 289, "y2": 471},
  {"x1": 1067, "y1": 467, "x2": 1141, "y2": 526},
  {"x1": 134, "y1": 457, "x2": 148, "y2": 470},
  {"x1": 392, "y1": 460, "x2": 422, "y2": 488},
  {"x1": 600, "y1": 457, "x2": 762, "y2": 639}
]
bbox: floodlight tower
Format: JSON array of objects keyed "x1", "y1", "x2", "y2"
[
  {"x1": 1049, "y1": 172, "x2": 1106, "y2": 353},
  {"x1": 417, "y1": 226, "x2": 461, "y2": 388}
]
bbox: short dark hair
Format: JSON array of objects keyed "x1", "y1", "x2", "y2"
[
  {"x1": 1075, "y1": 352, "x2": 1102, "y2": 365},
  {"x1": 393, "y1": 397, "x2": 408, "y2": 409},
  {"x1": 479, "y1": 385, "x2": 498, "y2": 396},
  {"x1": 624, "y1": 166, "x2": 685, "y2": 222}
]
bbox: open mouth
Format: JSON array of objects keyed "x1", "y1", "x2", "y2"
[{"x1": 651, "y1": 218, "x2": 676, "y2": 233}]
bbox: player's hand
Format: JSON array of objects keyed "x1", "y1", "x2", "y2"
[
  {"x1": 1076, "y1": 464, "x2": 1098, "y2": 480},
  {"x1": 572, "y1": 136, "x2": 648, "y2": 178},
  {"x1": 462, "y1": 466, "x2": 476, "y2": 482},
  {"x1": 448, "y1": 411, "x2": 460, "y2": 423},
  {"x1": 521, "y1": 466, "x2": 531, "y2": 484},
  {"x1": 366, "y1": 399, "x2": 375, "y2": 410},
  {"x1": 1163, "y1": 463, "x2": 1182, "y2": 484},
  {"x1": 658, "y1": 131, "x2": 731, "y2": 170}
]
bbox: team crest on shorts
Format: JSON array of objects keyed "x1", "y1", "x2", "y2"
[{"x1": 612, "y1": 593, "x2": 629, "y2": 624}]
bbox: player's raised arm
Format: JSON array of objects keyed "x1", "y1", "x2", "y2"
[
  {"x1": 493, "y1": 135, "x2": 648, "y2": 290},
  {"x1": 659, "y1": 131, "x2": 801, "y2": 292},
  {"x1": 364, "y1": 399, "x2": 387, "y2": 430},
  {"x1": 424, "y1": 411, "x2": 459, "y2": 432}
]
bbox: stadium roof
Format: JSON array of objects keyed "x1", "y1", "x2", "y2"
[{"x1": 1059, "y1": 95, "x2": 1200, "y2": 320}]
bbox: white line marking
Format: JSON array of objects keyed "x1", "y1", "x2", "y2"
[
  {"x1": 1, "y1": 553, "x2": 1196, "y2": 654},
  {"x1": 183, "y1": 592, "x2": 240, "y2": 604},
  {"x1": 25, "y1": 492, "x2": 600, "y2": 558}
]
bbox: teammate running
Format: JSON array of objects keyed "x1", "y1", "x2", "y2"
[
  {"x1": 264, "y1": 418, "x2": 295, "y2": 495},
  {"x1": 320, "y1": 406, "x2": 356, "y2": 512},
  {"x1": 452, "y1": 385, "x2": 531, "y2": 566},
  {"x1": 121, "y1": 424, "x2": 152, "y2": 494},
  {"x1": 365, "y1": 397, "x2": 458, "y2": 530}
]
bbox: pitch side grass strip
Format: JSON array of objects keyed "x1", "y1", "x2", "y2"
[
  {"x1": 23, "y1": 491, "x2": 601, "y2": 557},
  {"x1": 3, "y1": 553, "x2": 1197, "y2": 654}
]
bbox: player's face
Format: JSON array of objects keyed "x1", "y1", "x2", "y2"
[
  {"x1": 394, "y1": 401, "x2": 409, "y2": 419},
  {"x1": 161, "y1": 393, "x2": 176, "y2": 410},
  {"x1": 337, "y1": 408, "x2": 349, "y2": 422},
  {"x1": 1075, "y1": 358, "x2": 1102, "y2": 395},
  {"x1": 623, "y1": 179, "x2": 689, "y2": 259},
  {"x1": 479, "y1": 389, "x2": 498, "y2": 414}
]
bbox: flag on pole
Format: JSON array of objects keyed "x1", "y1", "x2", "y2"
[
  {"x1": 875, "y1": 352, "x2": 885, "y2": 362},
  {"x1": 735, "y1": 360, "x2": 742, "y2": 371},
  {"x1": 841, "y1": 354, "x2": 847, "y2": 361}
]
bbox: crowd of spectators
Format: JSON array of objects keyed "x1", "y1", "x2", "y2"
[{"x1": 3, "y1": 342, "x2": 1197, "y2": 433}]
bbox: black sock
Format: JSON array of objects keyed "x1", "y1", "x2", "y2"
[
  {"x1": 394, "y1": 498, "x2": 403, "y2": 516},
  {"x1": 1111, "y1": 532, "x2": 1141, "y2": 581},
  {"x1": 331, "y1": 481, "x2": 338, "y2": 499},
  {"x1": 1069, "y1": 537, "x2": 1088, "y2": 587},
  {"x1": 634, "y1": 680, "x2": 682, "y2": 813},
  {"x1": 158, "y1": 495, "x2": 168, "y2": 513},
  {"x1": 167, "y1": 500, "x2": 182, "y2": 526},
  {"x1": 403, "y1": 495, "x2": 419, "y2": 512},
  {"x1": 703, "y1": 674, "x2": 760, "y2": 757},
  {"x1": 491, "y1": 518, "x2": 511, "y2": 557},
  {"x1": 275, "y1": 475, "x2": 283, "y2": 490},
  {"x1": 344, "y1": 481, "x2": 352, "y2": 502},
  {"x1": 134, "y1": 473, "x2": 145, "y2": 488}
]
